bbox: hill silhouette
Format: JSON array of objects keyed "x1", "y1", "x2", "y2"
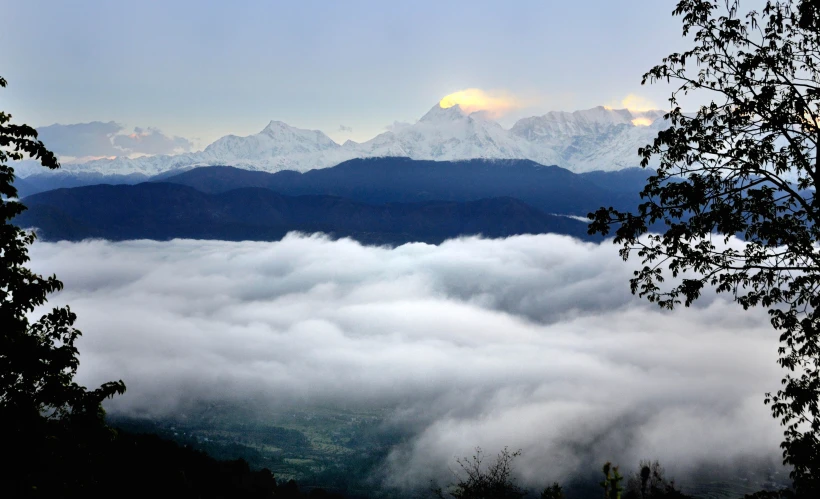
[
  {"x1": 17, "y1": 182, "x2": 596, "y2": 245},
  {"x1": 158, "y1": 157, "x2": 642, "y2": 216}
]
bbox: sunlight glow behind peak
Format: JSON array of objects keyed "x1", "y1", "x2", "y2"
[
  {"x1": 605, "y1": 93, "x2": 660, "y2": 113},
  {"x1": 439, "y1": 88, "x2": 521, "y2": 118}
]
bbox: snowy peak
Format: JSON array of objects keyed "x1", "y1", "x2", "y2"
[
  {"x1": 419, "y1": 103, "x2": 468, "y2": 123},
  {"x1": 252, "y1": 120, "x2": 338, "y2": 148},
  {"x1": 202, "y1": 121, "x2": 340, "y2": 160},
  {"x1": 510, "y1": 106, "x2": 663, "y2": 142},
  {"x1": 344, "y1": 100, "x2": 539, "y2": 163},
  {"x1": 508, "y1": 106, "x2": 667, "y2": 171},
  {"x1": 417, "y1": 102, "x2": 497, "y2": 125},
  {"x1": 260, "y1": 120, "x2": 293, "y2": 135},
  {"x1": 258, "y1": 120, "x2": 337, "y2": 145}
]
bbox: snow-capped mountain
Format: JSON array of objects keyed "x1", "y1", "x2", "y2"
[
  {"x1": 344, "y1": 103, "x2": 559, "y2": 165},
  {"x1": 510, "y1": 107, "x2": 666, "y2": 171},
  {"x1": 511, "y1": 107, "x2": 664, "y2": 141},
  {"x1": 15, "y1": 121, "x2": 359, "y2": 177},
  {"x1": 16, "y1": 104, "x2": 668, "y2": 177},
  {"x1": 200, "y1": 120, "x2": 341, "y2": 160},
  {"x1": 194, "y1": 120, "x2": 359, "y2": 172}
]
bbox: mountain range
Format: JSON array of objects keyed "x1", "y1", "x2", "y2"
[{"x1": 15, "y1": 104, "x2": 667, "y2": 178}]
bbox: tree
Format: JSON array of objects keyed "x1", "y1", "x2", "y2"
[
  {"x1": 540, "y1": 482, "x2": 564, "y2": 499},
  {"x1": 601, "y1": 462, "x2": 624, "y2": 499},
  {"x1": 623, "y1": 460, "x2": 687, "y2": 499},
  {"x1": 0, "y1": 75, "x2": 125, "y2": 495},
  {"x1": 588, "y1": 1, "x2": 820, "y2": 496},
  {"x1": 433, "y1": 447, "x2": 527, "y2": 499}
]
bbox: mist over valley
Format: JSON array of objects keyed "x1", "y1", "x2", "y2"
[{"x1": 26, "y1": 234, "x2": 786, "y2": 495}]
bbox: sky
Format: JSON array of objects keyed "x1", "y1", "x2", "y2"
[{"x1": 1, "y1": 0, "x2": 686, "y2": 146}]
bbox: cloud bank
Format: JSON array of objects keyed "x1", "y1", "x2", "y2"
[
  {"x1": 112, "y1": 127, "x2": 194, "y2": 156},
  {"x1": 27, "y1": 234, "x2": 784, "y2": 489},
  {"x1": 35, "y1": 121, "x2": 123, "y2": 158},
  {"x1": 35, "y1": 122, "x2": 193, "y2": 159}
]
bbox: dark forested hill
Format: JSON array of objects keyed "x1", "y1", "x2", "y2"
[
  {"x1": 158, "y1": 158, "x2": 643, "y2": 216},
  {"x1": 17, "y1": 182, "x2": 596, "y2": 245},
  {"x1": 13, "y1": 158, "x2": 651, "y2": 216},
  {"x1": 577, "y1": 167, "x2": 654, "y2": 193}
]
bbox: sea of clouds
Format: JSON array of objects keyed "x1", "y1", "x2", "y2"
[{"x1": 28, "y1": 233, "x2": 785, "y2": 488}]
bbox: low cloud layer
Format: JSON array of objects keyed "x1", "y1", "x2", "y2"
[
  {"x1": 28, "y1": 234, "x2": 784, "y2": 488},
  {"x1": 36, "y1": 122, "x2": 193, "y2": 159}
]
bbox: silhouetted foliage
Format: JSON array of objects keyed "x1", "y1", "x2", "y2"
[
  {"x1": 601, "y1": 462, "x2": 624, "y2": 499},
  {"x1": 624, "y1": 460, "x2": 688, "y2": 499},
  {"x1": 73, "y1": 430, "x2": 280, "y2": 498},
  {"x1": 588, "y1": 1, "x2": 820, "y2": 496},
  {"x1": 743, "y1": 491, "x2": 788, "y2": 499},
  {"x1": 0, "y1": 75, "x2": 127, "y2": 496},
  {"x1": 540, "y1": 482, "x2": 564, "y2": 499},
  {"x1": 433, "y1": 447, "x2": 527, "y2": 499}
]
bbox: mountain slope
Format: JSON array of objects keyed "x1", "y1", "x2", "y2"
[
  {"x1": 509, "y1": 107, "x2": 666, "y2": 171},
  {"x1": 195, "y1": 120, "x2": 356, "y2": 170},
  {"x1": 17, "y1": 182, "x2": 596, "y2": 245}
]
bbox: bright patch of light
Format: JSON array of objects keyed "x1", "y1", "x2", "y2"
[
  {"x1": 606, "y1": 94, "x2": 660, "y2": 113},
  {"x1": 439, "y1": 88, "x2": 520, "y2": 118}
]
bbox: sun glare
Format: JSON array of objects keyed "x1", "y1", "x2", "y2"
[
  {"x1": 631, "y1": 117, "x2": 652, "y2": 127},
  {"x1": 606, "y1": 94, "x2": 659, "y2": 113},
  {"x1": 439, "y1": 88, "x2": 520, "y2": 118}
]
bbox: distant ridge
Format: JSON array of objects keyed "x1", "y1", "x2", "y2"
[
  {"x1": 17, "y1": 182, "x2": 598, "y2": 245},
  {"x1": 156, "y1": 158, "x2": 648, "y2": 216}
]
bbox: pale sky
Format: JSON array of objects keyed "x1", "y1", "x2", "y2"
[{"x1": 1, "y1": 0, "x2": 686, "y2": 147}]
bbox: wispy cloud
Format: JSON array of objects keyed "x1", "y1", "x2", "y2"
[
  {"x1": 36, "y1": 122, "x2": 194, "y2": 159},
  {"x1": 112, "y1": 127, "x2": 193, "y2": 156},
  {"x1": 36, "y1": 121, "x2": 123, "y2": 158}
]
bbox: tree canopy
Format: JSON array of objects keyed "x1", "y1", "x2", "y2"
[
  {"x1": 589, "y1": 1, "x2": 820, "y2": 496},
  {"x1": 0, "y1": 75, "x2": 125, "y2": 496},
  {"x1": 434, "y1": 447, "x2": 527, "y2": 499}
]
